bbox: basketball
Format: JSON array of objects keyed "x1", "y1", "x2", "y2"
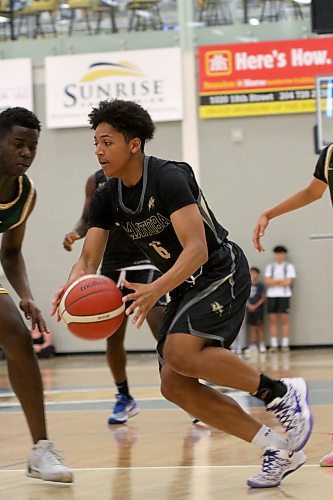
[{"x1": 58, "y1": 274, "x2": 125, "y2": 340}]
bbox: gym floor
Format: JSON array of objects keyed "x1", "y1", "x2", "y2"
[{"x1": 0, "y1": 348, "x2": 332, "y2": 499}]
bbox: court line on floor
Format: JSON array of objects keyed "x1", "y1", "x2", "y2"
[{"x1": 0, "y1": 464, "x2": 322, "y2": 472}]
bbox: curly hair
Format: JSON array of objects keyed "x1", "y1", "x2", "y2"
[
  {"x1": 0, "y1": 107, "x2": 41, "y2": 138},
  {"x1": 88, "y1": 99, "x2": 155, "y2": 151}
]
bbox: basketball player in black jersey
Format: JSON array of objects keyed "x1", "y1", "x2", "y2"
[
  {"x1": 0, "y1": 107, "x2": 72, "y2": 483},
  {"x1": 63, "y1": 169, "x2": 166, "y2": 424},
  {"x1": 253, "y1": 144, "x2": 333, "y2": 468},
  {"x1": 52, "y1": 99, "x2": 313, "y2": 489}
]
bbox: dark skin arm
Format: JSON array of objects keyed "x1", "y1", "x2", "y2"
[
  {"x1": 1, "y1": 190, "x2": 48, "y2": 332},
  {"x1": 51, "y1": 227, "x2": 109, "y2": 318},
  {"x1": 253, "y1": 177, "x2": 327, "y2": 252},
  {"x1": 63, "y1": 173, "x2": 96, "y2": 251}
]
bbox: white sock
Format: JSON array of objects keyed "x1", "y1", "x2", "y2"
[
  {"x1": 251, "y1": 425, "x2": 288, "y2": 450},
  {"x1": 270, "y1": 337, "x2": 278, "y2": 347},
  {"x1": 282, "y1": 338, "x2": 289, "y2": 347}
]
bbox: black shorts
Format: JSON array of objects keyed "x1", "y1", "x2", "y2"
[
  {"x1": 157, "y1": 241, "x2": 251, "y2": 364},
  {"x1": 247, "y1": 310, "x2": 264, "y2": 326},
  {"x1": 104, "y1": 268, "x2": 167, "y2": 307},
  {"x1": 267, "y1": 297, "x2": 290, "y2": 314}
]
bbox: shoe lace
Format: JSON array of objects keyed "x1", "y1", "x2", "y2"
[
  {"x1": 268, "y1": 388, "x2": 301, "y2": 432},
  {"x1": 114, "y1": 394, "x2": 130, "y2": 412},
  {"x1": 262, "y1": 449, "x2": 284, "y2": 477},
  {"x1": 43, "y1": 446, "x2": 65, "y2": 465}
]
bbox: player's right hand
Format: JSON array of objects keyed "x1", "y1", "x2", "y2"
[
  {"x1": 63, "y1": 231, "x2": 81, "y2": 251},
  {"x1": 252, "y1": 214, "x2": 269, "y2": 252}
]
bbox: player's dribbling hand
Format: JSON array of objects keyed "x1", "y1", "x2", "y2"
[
  {"x1": 122, "y1": 279, "x2": 160, "y2": 329},
  {"x1": 253, "y1": 214, "x2": 269, "y2": 252},
  {"x1": 50, "y1": 285, "x2": 67, "y2": 321},
  {"x1": 51, "y1": 271, "x2": 86, "y2": 320},
  {"x1": 63, "y1": 232, "x2": 81, "y2": 252},
  {"x1": 19, "y1": 298, "x2": 50, "y2": 333}
]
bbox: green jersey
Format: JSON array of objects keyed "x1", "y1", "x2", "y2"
[{"x1": 0, "y1": 174, "x2": 34, "y2": 233}]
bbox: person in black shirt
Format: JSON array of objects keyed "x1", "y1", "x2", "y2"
[
  {"x1": 63, "y1": 169, "x2": 166, "y2": 425},
  {"x1": 253, "y1": 144, "x2": 333, "y2": 468},
  {"x1": 52, "y1": 99, "x2": 313, "y2": 488}
]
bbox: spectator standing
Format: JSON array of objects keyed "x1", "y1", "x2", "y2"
[{"x1": 265, "y1": 246, "x2": 296, "y2": 352}]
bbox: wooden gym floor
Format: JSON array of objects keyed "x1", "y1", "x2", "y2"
[{"x1": 0, "y1": 348, "x2": 332, "y2": 499}]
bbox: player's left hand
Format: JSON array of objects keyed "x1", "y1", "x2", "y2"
[
  {"x1": 19, "y1": 298, "x2": 50, "y2": 333},
  {"x1": 122, "y1": 279, "x2": 160, "y2": 329}
]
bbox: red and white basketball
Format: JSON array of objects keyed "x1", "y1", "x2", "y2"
[{"x1": 58, "y1": 274, "x2": 125, "y2": 340}]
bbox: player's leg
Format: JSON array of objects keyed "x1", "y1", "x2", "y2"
[
  {"x1": 146, "y1": 305, "x2": 165, "y2": 341},
  {"x1": 161, "y1": 363, "x2": 266, "y2": 440},
  {"x1": 0, "y1": 293, "x2": 72, "y2": 482},
  {"x1": 141, "y1": 269, "x2": 166, "y2": 342},
  {"x1": 160, "y1": 362, "x2": 306, "y2": 488},
  {"x1": 160, "y1": 242, "x2": 312, "y2": 454},
  {"x1": 106, "y1": 315, "x2": 139, "y2": 424},
  {"x1": 0, "y1": 294, "x2": 46, "y2": 442},
  {"x1": 106, "y1": 270, "x2": 139, "y2": 424},
  {"x1": 106, "y1": 316, "x2": 128, "y2": 387}
]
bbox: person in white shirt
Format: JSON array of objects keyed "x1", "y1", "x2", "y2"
[{"x1": 265, "y1": 246, "x2": 296, "y2": 352}]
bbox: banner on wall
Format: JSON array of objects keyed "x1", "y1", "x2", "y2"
[
  {"x1": 198, "y1": 38, "x2": 333, "y2": 118},
  {"x1": 45, "y1": 48, "x2": 183, "y2": 128},
  {"x1": 0, "y1": 59, "x2": 33, "y2": 112}
]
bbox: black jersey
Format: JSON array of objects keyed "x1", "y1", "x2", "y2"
[
  {"x1": 94, "y1": 170, "x2": 153, "y2": 273},
  {"x1": 313, "y1": 144, "x2": 333, "y2": 206},
  {"x1": 313, "y1": 145, "x2": 329, "y2": 184},
  {"x1": 89, "y1": 156, "x2": 229, "y2": 287}
]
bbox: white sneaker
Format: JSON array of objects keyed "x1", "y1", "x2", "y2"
[
  {"x1": 26, "y1": 440, "x2": 73, "y2": 483},
  {"x1": 266, "y1": 377, "x2": 313, "y2": 452},
  {"x1": 244, "y1": 345, "x2": 259, "y2": 357},
  {"x1": 259, "y1": 344, "x2": 267, "y2": 354},
  {"x1": 247, "y1": 447, "x2": 306, "y2": 488}
]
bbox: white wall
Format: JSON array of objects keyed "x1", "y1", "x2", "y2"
[
  {"x1": 199, "y1": 113, "x2": 333, "y2": 346},
  {"x1": 2, "y1": 60, "x2": 332, "y2": 351}
]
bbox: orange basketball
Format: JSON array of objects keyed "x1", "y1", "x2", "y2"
[{"x1": 58, "y1": 274, "x2": 125, "y2": 340}]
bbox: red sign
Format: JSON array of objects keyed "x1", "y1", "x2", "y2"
[{"x1": 198, "y1": 38, "x2": 333, "y2": 118}]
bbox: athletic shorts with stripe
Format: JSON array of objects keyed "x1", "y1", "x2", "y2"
[
  {"x1": 0, "y1": 285, "x2": 8, "y2": 295},
  {"x1": 157, "y1": 241, "x2": 251, "y2": 364},
  {"x1": 105, "y1": 269, "x2": 168, "y2": 307}
]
